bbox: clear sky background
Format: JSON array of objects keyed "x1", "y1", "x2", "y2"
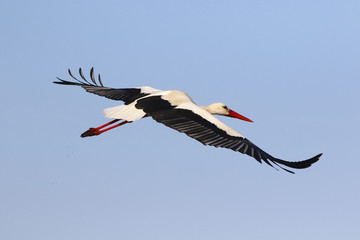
[{"x1": 1, "y1": 1, "x2": 359, "y2": 239}]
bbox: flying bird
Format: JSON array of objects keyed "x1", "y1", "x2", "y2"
[{"x1": 54, "y1": 68, "x2": 321, "y2": 173}]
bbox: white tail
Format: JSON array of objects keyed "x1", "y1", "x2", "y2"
[{"x1": 103, "y1": 104, "x2": 146, "y2": 121}]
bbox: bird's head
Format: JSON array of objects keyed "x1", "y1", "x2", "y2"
[{"x1": 205, "y1": 103, "x2": 253, "y2": 122}]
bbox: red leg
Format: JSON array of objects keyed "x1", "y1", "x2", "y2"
[
  {"x1": 97, "y1": 120, "x2": 130, "y2": 134},
  {"x1": 81, "y1": 120, "x2": 130, "y2": 138},
  {"x1": 94, "y1": 119, "x2": 120, "y2": 130}
]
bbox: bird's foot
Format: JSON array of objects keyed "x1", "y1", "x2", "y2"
[{"x1": 81, "y1": 128, "x2": 100, "y2": 138}]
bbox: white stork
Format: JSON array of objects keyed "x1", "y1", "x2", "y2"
[{"x1": 54, "y1": 68, "x2": 322, "y2": 173}]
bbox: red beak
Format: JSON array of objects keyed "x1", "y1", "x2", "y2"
[{"x1": 228, "y1": 109, "x2": 253, "y2": 122}]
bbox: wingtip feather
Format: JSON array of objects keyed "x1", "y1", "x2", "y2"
[{"x1": 271, "y1": 153, "x2": 322, "y2": 171}]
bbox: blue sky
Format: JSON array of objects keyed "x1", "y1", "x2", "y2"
[{"x1": 1, "y1": 0, "x2": 359, "y2": 239}]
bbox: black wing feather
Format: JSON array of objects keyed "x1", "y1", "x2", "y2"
[
  {"x1": 141, "y1": 106, "x2": 321, "y2": 174},
  {"x1": 54, "y1": 68, "x2": 148, "y2": 104}
]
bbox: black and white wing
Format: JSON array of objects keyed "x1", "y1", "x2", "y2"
[
  {"x1": 135, "y1": 96, "x2": 321, "y2": 173},
  {"x1": 54, "y1": 68, "x2": 160, "y2": 104}
]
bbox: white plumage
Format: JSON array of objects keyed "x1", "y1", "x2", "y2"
[{"x1": 103, "y1": 102, "x2": 146, "y2": 121}]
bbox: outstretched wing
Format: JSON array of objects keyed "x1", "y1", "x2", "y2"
[
  {"x1": 135, "y1": 96, "x2": 321, "y2": 173},
  {"x1": 54, "y1": 68, "x2": 160, "y2": 104}
]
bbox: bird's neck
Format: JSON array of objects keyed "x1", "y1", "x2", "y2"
[{"x1": 201, "y1": 104, "x2": 216, "y2": 115}]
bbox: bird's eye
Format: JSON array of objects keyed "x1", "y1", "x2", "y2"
[{"x1": 223, "y1": 106, "x2": 229, "y2": 111}]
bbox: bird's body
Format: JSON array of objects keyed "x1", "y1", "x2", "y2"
[
  {"x1": 103, "y1": 89, "x2": 244, "y2": 138},
  {"x1": 54, "y1": 68, "x2": 322, "y2": 173}
]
